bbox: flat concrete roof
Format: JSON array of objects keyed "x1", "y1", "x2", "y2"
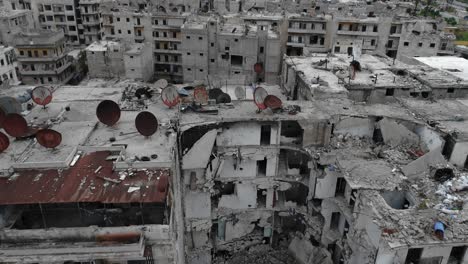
[{"x1": 415, "y1": 56, "x2": 468, "y2": 81}]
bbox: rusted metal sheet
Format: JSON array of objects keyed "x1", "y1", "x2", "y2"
[
  {"x1": 0, "y1": 151, "x2": 170, "y2": 205},
  {"x1": 264, "y1": 95, "x2": 282, "y2": 110}
]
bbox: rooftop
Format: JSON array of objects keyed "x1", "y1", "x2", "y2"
[
  {"x1": 86, "y1": 40, "x2": 122, "y2": 52},
  {"x1": 414, "y1": 56, "x2": 468, "y2": 82},
  {"x1": 13, "y1": 30, "x2": 65, "y2": 47}
]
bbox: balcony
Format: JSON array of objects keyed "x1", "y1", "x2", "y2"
[
  {"x1": 337, "y1": 30, "x2": 378, "y2": 37},
  {"x1": 288, "y1": 28, "x2": 326, "y2": 34},
  {"x1": 154, "y1": 49, "x2": 181, "y2": 54},
  {"x1": 153, "y1": 37, "x2": 181, "y2": 42}
]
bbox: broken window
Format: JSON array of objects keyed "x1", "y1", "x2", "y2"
[
  {"x1": 442, "y1": 135, "x2": 456, "y2": 160},
  {"x1": 330, "y1": 212, "x2": 340, "y2": 230},
  {"x1": 335, "y1": 177, "x2": 346, "y2": 197},
  {"x1": 334, "y1": 46, "x2": 340, "y2": 53},
  {"x1": 385, "y1": 88, "x2": 394, "y2": 96},
  {"x1": 430, "y1": 43, "x2": 435, "y2": 48},
  {"x1": 260, "y1": 125, "x2": 271, "y2": 145},
  {"x1": 405, "y1": 248, "x2": 423, "y2": 264},
  {"x1": 257, "y1": 158, "x2": 267, "y2": 176},
  {"x1": 310, "y1": 35, "x2": 318, "y2": 44},
  {"x1": 390, "y1": 25, "x2": 397, "y2": 34},
  {"x1": 447, "y1": 88, "x2": 454, "y2": 94},
  {"x1": 449, "y1": 246, "x2": 467, "y2": 264},
  {"x1": 231, "y1": 55, "x2": 243, "y2": 66}
]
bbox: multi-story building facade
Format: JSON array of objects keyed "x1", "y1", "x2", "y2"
[
  {"x1": 0, "y1": 45, "x2": 19, "y2": 86},
  {"x1": 0, "y1": 4, "x2": 34, "y2": 46},
  {"x1": 79, "y1": 0, "x2": 103, "y2": 45},
  {"x1": 32, "y1": 0, "x2": 82, "y2": 46},
  {"x1": 14, "y1": 29, "x2": 74, "y2": 84}
]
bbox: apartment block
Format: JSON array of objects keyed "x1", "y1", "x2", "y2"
[
  {"x1": 79, "y1": 0, "x2": 104, "y2": 45},
  {"x1": 85, "y1": 40, "x2": 124, "y2": 78},
  {"x1": 0, "y1": 4, "x2": 34, "y2": 46},
  {"x1": 32, "y1": 0, "x2": 81, "y2": 46},
  {"x1": 0, "y1": 45, "x2": 19, "y2": 87},
  {"x1": 181, "y1": 15, "x2": 286, "y2": 84},
  {"x1": 14, "y1": 29, "x2": 74, "y2": 84}
]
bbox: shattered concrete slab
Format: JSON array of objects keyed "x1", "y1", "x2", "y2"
[
  {"x1": 379, "y1": 118, "x2": 419, "y2": 147},
  {"x1": 183, "y1": 129, "x2": 217, "y2": 170},
  {"x1": 402, "y1": 147, "x2": 446, "y2": 177},
  {"x1": 288, "y1": 237, "x2": 333, "y2": 264}
]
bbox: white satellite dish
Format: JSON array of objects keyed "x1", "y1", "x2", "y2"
[
  {"x1": 235, "y1": 86, "x2": 246, "y2": 100},
  {"x1": 155, "y1": 79, "x2": 168, "y2": 89}
]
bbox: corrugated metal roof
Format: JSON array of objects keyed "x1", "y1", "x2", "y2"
[{"x1": 0, "y1": 151, "x2": 169, "y2": 205}]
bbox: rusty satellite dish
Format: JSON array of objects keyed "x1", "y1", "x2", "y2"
[
  {"x1": 0, "y1": 131, "x2": 10, "y2": 153},
  {"x1": 264, "y1": 95, "x2": 283, "y2": 110},
  {"x1": 161, "y1": 86, "x2": 180, "y2": 108},
  {"x1": 32, "y1": 86, "x2": 53, "y2": 106},
  {"x1": 135, "y1": 111, "x2": 158, "y2": 137},
  {"x1": 253, "y1": 87, "x2": 268, "y2": 110},
  {"x1": 194, "y1": 86, "x2": 209, "y2": 104},
  {"x1": 3, "y1": 113, "x2": 28, "y2": 138},
  {"x1": 96, "y1": 100, "x2": 121, "y2": 126},
  {"x1": 254, "y1": 63, "x2": 263, "y2": 74},
  {"x1": 36, "y1": 129, "x2": 62, "y2": 148}
]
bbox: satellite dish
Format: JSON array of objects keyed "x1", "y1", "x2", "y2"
[
  {"x1": 235, "y1": 86, "x2": 246, "y2": 100},
  {"x1": 254, "y1": 63, "x2": 263, "y2": 74},
  {"x1": 32, "y1": 86, "x2": 53, "y2": 106},
  {"x1": 161, "y1": 86, "x2": 180, "y2": 108},
  {"x1": 254, "y1": 87, "x2": 268, "y2": 110},
  {"x1": 3, "y1": 113, "x2": 28, "y2": 137},
  {"x1": 208, "y1": 88, "x2": 223, "y2": 100},
  {"x1": 0, "y1": 131, "x2": 9, "y2": 153},
  {"x1": 36, "y1": 129, "x2": 62, "y2": 148},
  {"x1": 135, "y1": 111, "x2": 158, "y2": 137},
  {"x1": 264, "y1": 95, "x2": 283, "y2": 110},
  {"x1": 0, "y1": 96, "x2": 22, "y2": 115},
  {"x1": 216, "y1": 93, "x2": 231, "y2": 104},
  {"x1": 96, "y1": 100, "x2": 121, "y2": 126},
  {"x1": 155, "y1": 79, "x2": 168, "y2": 89},
  {"x1": 194, "y1": 86, "x2": 209, "y2": 104}
]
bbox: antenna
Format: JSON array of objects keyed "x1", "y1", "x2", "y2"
[
  {"x1": 96, "y1": 100, "x2": 121, "y2": 126},
  {"x1": 194, "y1": 86, "x2": 209, "y2": 104},
  {"x1": 253, "y1": 87, "x2": 268, "y2": 110},
  {"x1": 135, "y1": 111, "x2": 158, "y2": 137},
  {"x1": 264, "y1": 95, "x2": 283, "y2": 110},
  {"x1": 161, "y1": 86, "x2": 180, "y2": 108},
  {"x1": 3, "y1": 113, "x2": 28, "y2": 138},
  {"x1": 32, "y1": 86, "x2": 53, "y2": 107},
  {"x1": 0, "y1": 131, "x2": 9, "y2": 153},
  {"x1": 36, "y1": 129, "x2": 62, "y2": 148},
  {"x1": 235, "y1": 86, "x2": 246, "y2": 100}
]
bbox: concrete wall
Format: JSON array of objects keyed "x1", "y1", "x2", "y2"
[{"x1": 450, "y1": 141, "x2": 468, "y2": 168}]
